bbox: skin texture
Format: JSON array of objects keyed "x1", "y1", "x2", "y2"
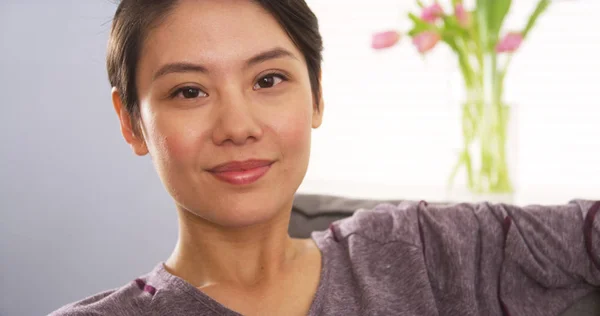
[{"x1": 111, "y1": 0, "x2": 324, "y2": 314}]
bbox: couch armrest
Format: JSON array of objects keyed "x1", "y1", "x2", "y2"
[{"x1": 558, "y1": 290, "x2": 600, "y2": 316}]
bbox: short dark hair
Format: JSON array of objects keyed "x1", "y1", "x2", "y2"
[{"x1": 106, "y1": 0, "x2": 323, "y2": 136}]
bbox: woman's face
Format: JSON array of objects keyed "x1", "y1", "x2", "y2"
[{"x1": 126, "y1": 0, "x2": 323, "y2": 227}]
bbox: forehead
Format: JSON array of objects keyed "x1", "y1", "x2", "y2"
[{"x1": 139, "y1": 0, "x2": 301, "y2": 73}]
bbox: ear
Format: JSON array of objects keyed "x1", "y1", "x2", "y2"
[
  {"x1": 111, "y1": 87, "x2": 149, "y2": 156},
  {"x1": 312, "y1": 81, "x2": 324, "y2": 129}
]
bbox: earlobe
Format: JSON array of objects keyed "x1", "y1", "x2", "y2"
[
  {"x1": 312, "y1": 91, "x2": 324, "y2": 129},
  {"x1": 111, "y1": 88, "x2": 149, "y2": 156}
]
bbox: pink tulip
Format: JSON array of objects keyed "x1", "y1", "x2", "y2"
[
  {"x1": 455, "y1": 3, "x2": 471, "y2": 28},
  {"x1": 421, "y1": 3, "x2": 444, "y2": 23},
  {"x1": 371, "y1": 31, "x2": 401, "y2": 49},
  {"x1": 412, "y1": 31, "x2": 441, "y2": 54},
  {"x1": 496, "y1": 32, "x2": 523, "y2": 53}
]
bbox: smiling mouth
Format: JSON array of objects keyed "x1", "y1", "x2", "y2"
[{"x1": 207, "y1": 159, "x2": 274, "y2": 185}]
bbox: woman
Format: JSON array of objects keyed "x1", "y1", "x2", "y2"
[{"x1": 52, "y1": 0, "x2": 599, "y2": 315}]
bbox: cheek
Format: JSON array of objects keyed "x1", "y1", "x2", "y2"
[
  {"x1": 143, "y1": 109, "x2": 204, "y2": 168},
  {"x1": 271, "y1": 104, "x2": 313, "y2": 161},
  {"x1": 274, "y1": 106, "x2": 313, "y2": 193}
]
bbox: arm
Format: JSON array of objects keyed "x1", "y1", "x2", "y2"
[{"x1": 416, "y1": 199, "x2": 600, "y2": 316}]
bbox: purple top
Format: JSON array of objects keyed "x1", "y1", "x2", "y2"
[{"x1": 51, "y1": 200, "x2": 600, "y2": 315}]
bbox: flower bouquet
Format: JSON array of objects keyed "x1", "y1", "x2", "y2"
[{"x1": 373, "y1": 0, "x2": 554, "y2": 196}]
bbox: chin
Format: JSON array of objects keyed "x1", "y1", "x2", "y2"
[{"x1": 186, "y1": 188, "x2": 295, "y2": 229}]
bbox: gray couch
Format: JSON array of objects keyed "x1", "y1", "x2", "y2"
[{"x1": 289, "y1": 194, "x2": 600, "y2": 316}]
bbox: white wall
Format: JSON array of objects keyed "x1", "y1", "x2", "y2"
[{"x1": 300, "y1": 0, "x2": 600, "y2": 205}]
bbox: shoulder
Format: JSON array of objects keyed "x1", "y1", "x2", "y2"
[
  {"x1": 324, "y1": 200, "x2": 509, "y2": 245},
  {"x1": 327, "y1": 201, "x2": 423, "y2": 246},
  {"x1": 49, "y1": 277, "x2": 156, "y2": 316}
]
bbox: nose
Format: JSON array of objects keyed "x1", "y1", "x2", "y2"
[{"x1": 211, "y1": 90, "x2": 263, "y2": 146}]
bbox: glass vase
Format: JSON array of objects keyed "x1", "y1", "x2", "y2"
[{"x1": 447, "y1": 55, "x2": 517, "y2": 204}]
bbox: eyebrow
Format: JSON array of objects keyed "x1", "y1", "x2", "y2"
[
  {"x1": 152, "y1": 63, "x2": 207, "y2": 81},
  {"x1": 152, "y1": 47, "x2": 298, "y2": 81},
  {"x1": 245, "y1": 47, "x2": 298, "y2": 68}
]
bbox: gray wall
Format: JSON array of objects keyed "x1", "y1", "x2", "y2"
[{"x1": 0, "y1": 1, "x2": 178, "y2": 315}]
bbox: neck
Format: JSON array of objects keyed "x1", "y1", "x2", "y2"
[{"x1": 165, "y1": 204, "x2": 300, "y2": 289}]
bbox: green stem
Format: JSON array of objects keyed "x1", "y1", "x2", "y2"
[{"x1": 445, "y1": 26, "x2": 514, "y2": 195}]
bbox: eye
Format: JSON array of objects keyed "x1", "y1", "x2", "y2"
[
  {"x1": 171, "y1": 87, "x2": 207, "y2": 99},
  {"x1": 253, "y1": 73, "x2": 287, "y2": 90}
]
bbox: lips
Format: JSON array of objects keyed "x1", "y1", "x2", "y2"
[{"x1": 207, "y1": 159, "x2": 274, "y2": 185}]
